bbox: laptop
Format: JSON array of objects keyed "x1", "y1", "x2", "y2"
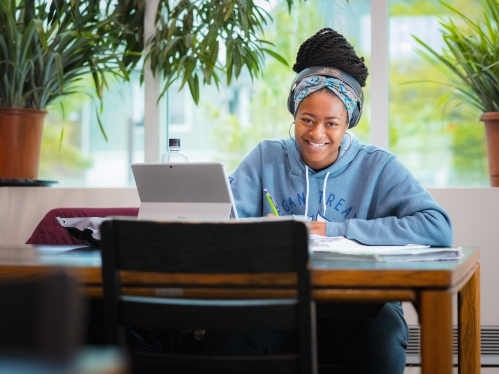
[{"x1": 131, "y1": 162, "x2": 238, "y2": 221}]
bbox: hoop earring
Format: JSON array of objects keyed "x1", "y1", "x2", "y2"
[
  {"x1": 289, "y1": 121, "x2": 296, "y2": 142},
  {"x1": 340, "y1": 132, "x2": 352, "y2": 152}
]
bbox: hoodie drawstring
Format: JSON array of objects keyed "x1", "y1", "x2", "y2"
[
  {"x1": 305, "y1": 166, "x2": 310, "y2": 218},
  {"x1": 304, "y1": 166, "x2": 330, "y2": 219},
  {"x1": 322, "y1": 171, "x2": 330, "y2": 216}
]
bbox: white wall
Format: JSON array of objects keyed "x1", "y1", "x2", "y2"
[
  {"x1": 402, "y1": 188, "x2": 499, "y2": 327},
  {"x1": 0, "y1": 188, "x2": 139, "y2": 244}
]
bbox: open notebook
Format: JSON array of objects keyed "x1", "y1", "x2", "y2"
[{"x1": 310, "y1": 235, "x2": 462, "y2": 262}]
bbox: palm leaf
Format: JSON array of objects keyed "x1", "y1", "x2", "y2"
[{"x1": 413, "y1": 0, "x2": 499, "y2": 112}]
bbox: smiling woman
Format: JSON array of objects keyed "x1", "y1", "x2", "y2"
[
  {"x1": 219, "y1": 27, "x2": 454, "y2": 373},
  {"x1": 229, "y1": 27, "x2": 452, "y2": 245}
]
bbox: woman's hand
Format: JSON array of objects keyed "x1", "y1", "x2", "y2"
[
  {"x1": 310, "y1": 221, "x2": 326, "y2": 236},
  {"x1": 266, "y1": 215, "x2": 327, "y2": 236}
]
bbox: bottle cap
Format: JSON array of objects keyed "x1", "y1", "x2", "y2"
[{"x1": 169, "y1": 138, "x2": 180, "y2": 146}]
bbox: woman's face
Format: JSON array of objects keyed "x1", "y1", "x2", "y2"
[{"x1": 294, "y1": 90, "x2": 349, "y2": 171}]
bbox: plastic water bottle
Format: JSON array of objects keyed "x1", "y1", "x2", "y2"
[{"x1": 161, "y1": 138, "x2": 188, "y2": 162}]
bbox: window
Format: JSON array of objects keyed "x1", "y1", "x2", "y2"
[
  {"x1": 39, "y1": 71, "x2": 144, "y2": 187},
  {"x1": 388, "y1": 0, "x2": 488, "y2": 186},
  {"x1": 41, "y1": 0, "x2": 488, "y2": 187}
]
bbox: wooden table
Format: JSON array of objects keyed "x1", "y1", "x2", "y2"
[{"x1": 0, "y1": 244, "x2": 480, "y2": 374}]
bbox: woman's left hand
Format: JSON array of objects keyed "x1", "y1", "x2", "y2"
[{"x1": 310, "y1": 221, "x2": 326, "y2": 236}]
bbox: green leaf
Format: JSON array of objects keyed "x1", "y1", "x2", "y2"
[
  {"x1": 261, "y1": 48, "x2": 289, "y2": 66},
  {"x1": 164, "y1": 36, "x2": 183, "y2": 57},
  {"x1": 58, "y1": 101, "x2": 65, "y2": 151},
  {"x1": 224, "y1": 1, "x2": 235, "y2": 21},
  {"x1": 413, "y1": 35, "x2": 467, "y2": 81},
  {"x1": 33, "y1": 19, "x2": 48, "y2": 51},
  {"x1": 53, "y1": 53, "x2": 64, "y2": 93},
  {"x1": 435, "y1": 91, "x2": 453, "y2": 109},
  {"x1": 179, "y1": 57, "x2": 196, "y2": 91},
  {"x1": 187, "y1": 73, "x2": 200, "y2": 104},
  {"x1": 19, "y1": 21, "x2": 36, "y2": 60},
  {"x1": 400, "y1": 79, "x2": 455, "y2": 87},
  {"x1": 176, "y1": 55, "x2": 188, "y2": 77},
  {"x1": 95, "y1": 106, "x2": 108, "y2": 142}
]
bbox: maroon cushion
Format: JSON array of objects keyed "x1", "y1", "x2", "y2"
[{"x1": 26, "y1": 207, "x2": 139, "y2": 245}]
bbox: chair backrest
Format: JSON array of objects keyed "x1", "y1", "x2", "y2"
[{"x1": 100, "y1": 218, "x2": 317, "y2": 374}]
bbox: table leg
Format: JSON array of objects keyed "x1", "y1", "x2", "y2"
[
  {"x1": 420, "y1": 290, "x2": 453, "y2": 374},
  {"x1": 458, "y1": 263, "x2": 480, "y2": 374}
]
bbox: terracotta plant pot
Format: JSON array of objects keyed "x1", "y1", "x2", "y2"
[
  {"x1": 0, "y1": 108, "x2": 47, "y2": 180},
  {"x1": 479, "y1": 112, "x2": 499, "y2": 187}
]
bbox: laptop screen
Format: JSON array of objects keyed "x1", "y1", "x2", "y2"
[{"x1": 131, "y1": 162, "x2": 238, "y2": 221}]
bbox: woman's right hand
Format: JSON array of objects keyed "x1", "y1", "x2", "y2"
[{"x1": 265, "y1": 214, "x2": 279, "y2": 218}]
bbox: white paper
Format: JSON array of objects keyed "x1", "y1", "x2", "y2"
[
  {"x1": 309, "y1": 235, "x2": 462, "y2": 261},
  {"x1": 309, "y1": 235, "x2": 430, "y2": 254}
]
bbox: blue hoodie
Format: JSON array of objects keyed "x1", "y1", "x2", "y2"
[{"x1": 229, "y1": 133, "x2": 453, "y2": 246}]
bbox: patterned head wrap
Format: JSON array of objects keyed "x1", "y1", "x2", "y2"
[{"x1": 293, "y1": 75, "x2": 358, "y2": 123}]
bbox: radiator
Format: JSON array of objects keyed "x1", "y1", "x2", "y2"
[{"x1": 406, "y1": 325, "x2": 499, "y2": 366}]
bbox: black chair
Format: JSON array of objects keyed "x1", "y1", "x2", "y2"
[
  {"x1": 100, "y1": 218, "x2": 317, "y2": 374},
  {"x1": 0, "y1": 270, "x2": 84, "y2": 367}
]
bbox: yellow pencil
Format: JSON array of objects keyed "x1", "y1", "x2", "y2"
[{"x1": 263, "y1": 189, "x2": 279, "y2": 216}]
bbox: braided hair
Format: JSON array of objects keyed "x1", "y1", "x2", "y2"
[{"x1": 293, "y1": 28, "x2": 369, "y2": 87}]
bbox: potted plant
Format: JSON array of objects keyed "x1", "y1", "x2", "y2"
[
  {"x1": 0, "y1": 0, "x2": 131, "y2": 179},
  {"x1": 413, "y1": 0, "x2": 499, "y2": 187},
  {"x1": 0, "y1": 0, "x2": 289, "y2": 180}
]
